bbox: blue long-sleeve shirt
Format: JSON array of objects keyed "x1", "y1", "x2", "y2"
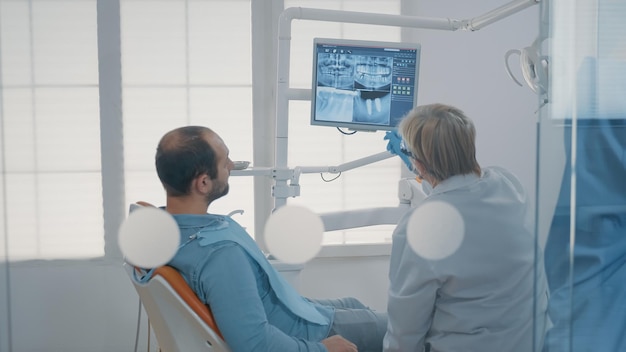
[
  {"x1": 541, "y1": 57, "x2": 626, "y2": 352},
  {"x1": 168, "y1": 213, "x2": 333, "y2": 352}
]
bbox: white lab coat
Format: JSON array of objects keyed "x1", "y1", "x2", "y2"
[{"x1": 384, "y1": 167, "x2": 548, "y2": 352}]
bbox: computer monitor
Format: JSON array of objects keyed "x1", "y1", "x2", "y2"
[{"x1": 311, "y1": 38, "x2": 421, "y2": 132}]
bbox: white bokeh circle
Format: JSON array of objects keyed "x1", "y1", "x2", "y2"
[
  {"x1": 118, "y1": 207, "x2": 180, "y2": 268},
  {"x1": 264, "y1": 205, "x2": 323, "y2": 265},
  {"x1": 407, "y1": 201, "x2": 465, "y2": 260}
]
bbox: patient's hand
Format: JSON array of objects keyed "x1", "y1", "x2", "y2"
[{"x1": 322, "y1": 335, "x2": 358, "y2": 352}]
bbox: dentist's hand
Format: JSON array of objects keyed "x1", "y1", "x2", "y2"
[{"x1": 384, "y1": 130, "x2": 413, "y2": 171}]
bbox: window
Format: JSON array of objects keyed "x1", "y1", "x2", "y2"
[
  {"x1": 0, "y1": 0, "x2": 102, "y2": 260},
  {"x1": 121, "y1": 0, "x2": 255, "y2": 231},
  {"x1": 0, "y1": 0, "x2": 405, "y2": 261},
  {"x1": 551, "y1": 0, "x2": 626, "y2": 120}
]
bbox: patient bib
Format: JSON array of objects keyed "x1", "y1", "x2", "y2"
[{"x1": 195, "y1": 216, "x2": 329, "y2": 326}]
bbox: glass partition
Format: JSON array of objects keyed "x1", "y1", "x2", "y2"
[
  {"x1": 1, "y1": 10, "x2": 10, "y2": 349},
  {"x1": 538, "y1": 1, "x2": 626, "y2": 351},
  {"x1": 0, "y1": 179, "x2": 9, "y2": 352}
]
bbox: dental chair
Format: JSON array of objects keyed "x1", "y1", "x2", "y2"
[
  {"x1": 124, "y1": 201, "x2": 230, "y2": 352},
  {"x1": 126, "y1": 264, "x2": 231, "y2": 352}
]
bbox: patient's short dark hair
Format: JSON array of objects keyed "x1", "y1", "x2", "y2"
[{"x1": 155, "y1": 126, "x2": 218, "y2": 196}]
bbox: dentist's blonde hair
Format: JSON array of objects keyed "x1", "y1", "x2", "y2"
[{"x1": 399, "y1": 103, "x2": 481, "y2": 182}]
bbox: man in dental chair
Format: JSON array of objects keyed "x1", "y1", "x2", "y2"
[{"x1": 154, "y1": 125, "x2": 387, "y2": 352}]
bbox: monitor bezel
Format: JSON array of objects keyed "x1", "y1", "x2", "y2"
[{"x1": 310, "y1": 37, "x2": 421, "y2": 132}]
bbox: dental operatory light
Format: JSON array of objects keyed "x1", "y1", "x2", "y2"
[{"x1": 504, "y1": 36, "x2": 549, "y2": 96}]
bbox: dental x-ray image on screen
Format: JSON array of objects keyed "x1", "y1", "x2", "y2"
[{"x1": 311, "y1": 38, "x2": 421, "y2": 131}]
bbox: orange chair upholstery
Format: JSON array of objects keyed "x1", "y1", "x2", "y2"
[
  {"x1": 126, "y1": 263, "x2": 231, "y2": 352},
  {"x1": 152, "y1": 266, "x2": 224, "y2": 339}
]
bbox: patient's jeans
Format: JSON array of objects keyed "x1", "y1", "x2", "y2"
[{"x1": 311, "y1": 297, "x2": 388, "y2": 352}]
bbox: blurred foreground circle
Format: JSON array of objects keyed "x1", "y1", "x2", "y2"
[
  {"x1": 265, "y1": 205, "x2": 323, "y2": 265},
  {"x1": 407, "y1": 201, "x2": 464, "y2": 260},
  {"x1": 118, "y1": 206, "x2": 180, "y2": 268}
]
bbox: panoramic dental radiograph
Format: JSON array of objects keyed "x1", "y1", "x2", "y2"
[{"x1": 315, "y1": 53, "x2": 392, "y2": 125}]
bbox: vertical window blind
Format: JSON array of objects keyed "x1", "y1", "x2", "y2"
[{"x1": 0, "y1": 0, "x2": 103, "y2": 260}]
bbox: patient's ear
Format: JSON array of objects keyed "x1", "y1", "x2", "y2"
[{"x1": 193, "y1": 173, "x2": 212, "y2": 195}]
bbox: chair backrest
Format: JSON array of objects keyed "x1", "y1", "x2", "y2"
[{"x1": 125, "y1": 264, "x2": 231, "y2": 352}]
